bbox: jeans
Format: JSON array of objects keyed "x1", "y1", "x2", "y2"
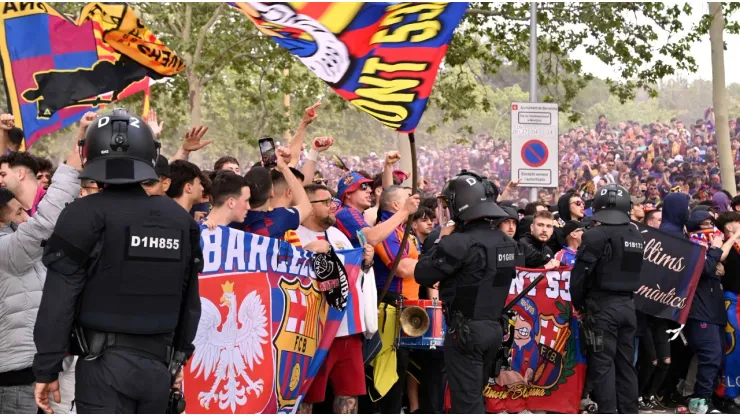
[{"x1": 0, "y1": 384, "x2": 37, "y2": 414}]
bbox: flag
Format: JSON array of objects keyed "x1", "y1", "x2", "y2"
[
  {"x1": 0, "y1": 2, "x2": 184, "y2": 148},
  {"x1": 445, "y1": 268, "x2": 587, "y2": 414},
  {"x1": 230, "y1": 2, "x2": 468, "y2": 133},
  {"x1": 141, "y1": 80, "x2": 151, "y2": 118},
  {"x1": 184, "y1": 226, "x2": 363, "y2": 414},
  {"x1": 717, "y1": 291, "x2": 740, "y2": 400}
]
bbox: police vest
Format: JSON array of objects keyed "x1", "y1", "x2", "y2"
[
  {"x1": 592, "y1": 224, "x2": 644, "y2": 293},
  {"x1": 77, "y1": 189, "x2": 194, "y2": 335},
  {"x1": 447, "y1": 225, "x2": 517, "y2": 321}
]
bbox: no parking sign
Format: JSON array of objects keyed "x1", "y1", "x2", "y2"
[{"x1": 510, "y1": 103, "x2": 559, "y2": 187}]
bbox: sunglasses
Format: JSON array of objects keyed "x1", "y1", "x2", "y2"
[
  {"x1": 571, "y1": 200, "x2": 584, "y2": 207},
  {"x1": 357, "y1": 182, "x2": 371, "y2": 191},
  {"x1": 310, "y1": 198, "x2": 341, "y2": 212}
]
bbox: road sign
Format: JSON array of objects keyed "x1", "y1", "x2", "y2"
[
  {"x1": 511, "y1": 102, "x2": 558, "y2": 188},
  {"x1": 521, "y1": 139, "x2": 549, "y2": 168}
]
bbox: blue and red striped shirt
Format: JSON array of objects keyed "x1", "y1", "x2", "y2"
[
  {"x1": 373, "y1": 210, "x2": 420, "y2": 300},
  {"x1": 242, "y1": 207, "x2": 300, "y2": 239},
  {"x1": 335, "y1": 205, "x2": 369, "y2": 248}
]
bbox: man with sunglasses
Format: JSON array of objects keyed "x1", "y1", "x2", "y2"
[{"x1": 334, "y1": 172, "x2": 419, "y2": 249}]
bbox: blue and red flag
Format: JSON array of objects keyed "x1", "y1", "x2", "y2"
[
  {"x1": 184, "y1": 226, "x2": 362, "y2": 414},
  {"x1": 717, "y1": 291, "x2": 740, "y2": 400},
  {"x1": 230, "y1": 2, "x2": 468, "y2": 133},
  {"x1": 0, "y1": 2, "x2": 183, "y2": 148}
]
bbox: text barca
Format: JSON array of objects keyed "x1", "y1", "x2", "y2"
[{"x1": 200, "y1": 227, "x2": 313, "y2": 278}]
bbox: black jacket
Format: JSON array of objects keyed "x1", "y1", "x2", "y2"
[
  {"x1": 686, "y1": 210, "x2": 725, "y2": 325},
  {"x1": 519, "y1": 233, "x2": 554, "y2": 262}
]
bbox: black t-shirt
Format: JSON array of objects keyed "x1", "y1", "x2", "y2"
[{"x1": 723, "y1": 248, "x2": 740, "y2": 294}]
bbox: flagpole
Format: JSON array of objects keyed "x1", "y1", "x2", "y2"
[{"x1": 378, "y1": 132, "x2": 417, "y2": 305}]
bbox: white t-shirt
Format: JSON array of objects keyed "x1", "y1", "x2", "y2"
[{"x1": 296, "y1": 225, "x2": 376, "y2": 337}]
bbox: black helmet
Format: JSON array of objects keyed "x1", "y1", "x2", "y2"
[
  {"x1": 592, "y1": 184, "x2": 631, "y2": 225},
  {"x1": 440, "y1": 170, "x2": 507, "y2": 222},
  {"x1": 79, "y1": 108, "x2": 160, "y2": 185}
]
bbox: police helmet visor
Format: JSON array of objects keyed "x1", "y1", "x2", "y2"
[
  {"x1": 591, "y1": 209, "x2": 630, "y2": 225},
  {"x1": 80, "y1": 158, "x2": 158, "y2": 185},
  {"x1": 457, "y1": 200, "x2": 508, "y2": 222}
]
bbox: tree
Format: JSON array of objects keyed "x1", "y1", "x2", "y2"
[{"x1": 441, "y1": 2, "x2": 699, "y2": 124}]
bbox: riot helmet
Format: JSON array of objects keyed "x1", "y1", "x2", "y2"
[
  {"x1": 78, "y1": 108, "x2": 160, "y2": 185},
  {"x1": 440, "y1": 170, "x2": 507, "y2": 222},
  {"x1": 592, "y1": 183, "x2": 631, "y2": 225}
]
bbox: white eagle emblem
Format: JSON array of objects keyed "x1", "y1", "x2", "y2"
[{"x1": 190, "y1": 281, "x2": 269, "y2": 413}]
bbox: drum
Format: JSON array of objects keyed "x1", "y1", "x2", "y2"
[{"x1": 397, "y1": 299, "x2": 446, "y2": 349}]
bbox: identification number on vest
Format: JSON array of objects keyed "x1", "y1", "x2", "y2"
[
  {"x1": 127, "y1": 226, "x2": 183, "y2": 260},
  {"x1": 496, "y1": 246, "x2": 516, "y2": 268},
  {"x1": 623, "y1": 240, "x2": 644, "y2": 252}
]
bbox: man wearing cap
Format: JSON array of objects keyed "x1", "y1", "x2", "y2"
[
  {"x1": 142, "y1": 154, "x2": 171, "y2": 196},
  {"x1": 554, "y1": 221, "x2": 584, "y2": 267},
  {"x1": 631, "y1": 195, "x2": 646, "y2": 222},
  {"x1": 334, "y1": 171, "x2": 419, "y2": 248}
]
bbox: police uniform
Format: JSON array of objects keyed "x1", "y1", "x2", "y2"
[
  {"x1": 415, "y1": 171, "x2": 515, "y2": 414},
  {"x1": 570, "y1": 184, "x2": 643, "y2": 414},
  {"x1": 32, "y1": 109, "x2": 202, "y2": 414}
]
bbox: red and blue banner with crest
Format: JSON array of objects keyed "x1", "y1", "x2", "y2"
[
  {"x1": 183, "y1": 225, "x2": 362, "y2": 414},
  {"x1": 229, "y1": 2, "x2": 468, "y2": 133},
  {"x1": 444, "y1": 268, "x2": 587, "y2": 414}
]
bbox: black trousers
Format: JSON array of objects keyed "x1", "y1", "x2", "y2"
[
  {"x1": 445, "y1": 320, "x2": 501, "y2": 414},
  {"x1": 377, "y1": 347, "x2": 410, "y2": 414},
  {"x1": 586, "y1": 296, "x2": 638, "y2": 414},
  {"x1": 637, "y1": 315, "x2": 671, "y2": 398},
  {"x1": 408, "y1": 349, "x2": 446, "y2": 413},
  {"x1": 74, "y1": 349, "x2": 170, "y2": 414}
]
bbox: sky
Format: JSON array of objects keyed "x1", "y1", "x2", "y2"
[{"x1": 572, "y1": 1, "x2": 740, "y2": 86}]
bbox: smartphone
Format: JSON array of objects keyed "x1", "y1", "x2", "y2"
[{"x1": 259, "y1": 137, "x2": 277, "y2": 168}]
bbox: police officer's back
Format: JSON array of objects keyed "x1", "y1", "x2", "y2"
[
  {"x1": 32, "y1": 109, "x2": 202, "y2": 414},
  {"x1": 415, "y1": 171, "x2": 515, "y2": 414},
  {"x1": 571, "y1": 184, "x2": 643, "y2": 414}
]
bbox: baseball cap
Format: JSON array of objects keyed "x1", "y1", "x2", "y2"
[
  {"x1": 631, "y1": 195, "x2": 646, "y2": 205},
  {"x1": 562, "y1": 220, "x2": 585, "y2": 236},
  {"x1": 512, "y1": 297, "x2": 539, "y2": 334},
  {"x1": 337, "y1": 172, "x2": 372, "y2": 201}
]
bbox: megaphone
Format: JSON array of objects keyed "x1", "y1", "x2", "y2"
[{"x1": 400, "y1": 306, "x2": 429, "y2": 337}]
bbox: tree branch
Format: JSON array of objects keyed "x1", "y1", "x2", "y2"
[
  {"x1": 194, "y1": 4, "x2": 225, "y2": 69},
  {"x1": 202, "y1": 52, "x2": 268, "y2": 86},
  {"x1": 466, "y1": 8, "x2": 511, "y2": 18}
]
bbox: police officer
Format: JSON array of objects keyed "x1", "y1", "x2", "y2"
[
  {"x1": 415, "y1": 170, "x2": 515, "y2": 414},
  {"x1": 571, "y1": 183, "x2": 643, "y2": 414},
  {"x1": 32, "y1": 109, "x2": 202, "y2": 414}
]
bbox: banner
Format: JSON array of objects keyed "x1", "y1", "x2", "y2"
[
  {"x1": 0, "y1": 2, "x2": 183, "y2": 148},
  {"x1": 184, "y1": 226, "x2": 362, "y2": 414},
  {"x1": 632, "y1": 222, "x2": 706, "y2": 324},
  {"x1": 447, "y1": 268, "x2": 586, "y2": 414},
  {"x1": 230, "y1": 2, "x2": 468, "y2": 133},
  {"x1": 717, "y1": 291, "x2": 740, "y2": 400}
]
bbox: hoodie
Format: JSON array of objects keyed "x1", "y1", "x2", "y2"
[
  {"x1": 712, "y1": 191, "x2": 731, "y2": 213},
  {"x1": 548, "y1": 191, "x2": 577, "y2": 253},
  {"x1": 686, "y1": 210, "x2": 725, "y2": 325},
  {"x1": 659, "y1": 193, "x2": 690, "y2": 238}
]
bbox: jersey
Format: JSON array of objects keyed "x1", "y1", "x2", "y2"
[
  {"x1": 555, "y1": 246, "x2": 577, "y2": 267},
  {"x1": 28, "y1": 185, "x2": 46, "y2": 217},
  {"x1": 335, "y1": 205, "x2": 369, "y2": 248},
  {"x1": 373, "y1": 212, "x2": 420, "y2": 300},
  {"x1": 295, "y1": 226, "x2": 364, "y2": 337},
  {"x1": 242, "y1": 207, "x2": 300, "y2": 238}
]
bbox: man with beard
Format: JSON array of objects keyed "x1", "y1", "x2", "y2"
[
  {"x1": 334, "y1": 172, "x2": 419, "y2": 248},
  {"x1": 520, "y1": 210, "x2": 555, "y2": 261},
  {"x1": 296, "y1": 184, "x2": 375, "y2": 414},
  {"x1": 497, "y1": 206, "x2": 558, "y2": 269}
]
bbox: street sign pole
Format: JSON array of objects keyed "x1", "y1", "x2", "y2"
[{"x1": 528, "y1": 1, "x2": 538, "y2": 204}]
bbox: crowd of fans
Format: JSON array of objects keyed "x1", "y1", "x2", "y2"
[{"x1": 0, "y1": 101, "x2": 739, "y2": 414}]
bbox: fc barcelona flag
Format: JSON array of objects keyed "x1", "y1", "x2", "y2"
[
  {"x1": 184, "y1": 226, "x2": 362, "y2": 414},
  {"x1": 0, "y1": 2, "x2": 184, "y2": 148},
  {"x1": 230, "y1": 2, "x2": 468, "y2": 133}
]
